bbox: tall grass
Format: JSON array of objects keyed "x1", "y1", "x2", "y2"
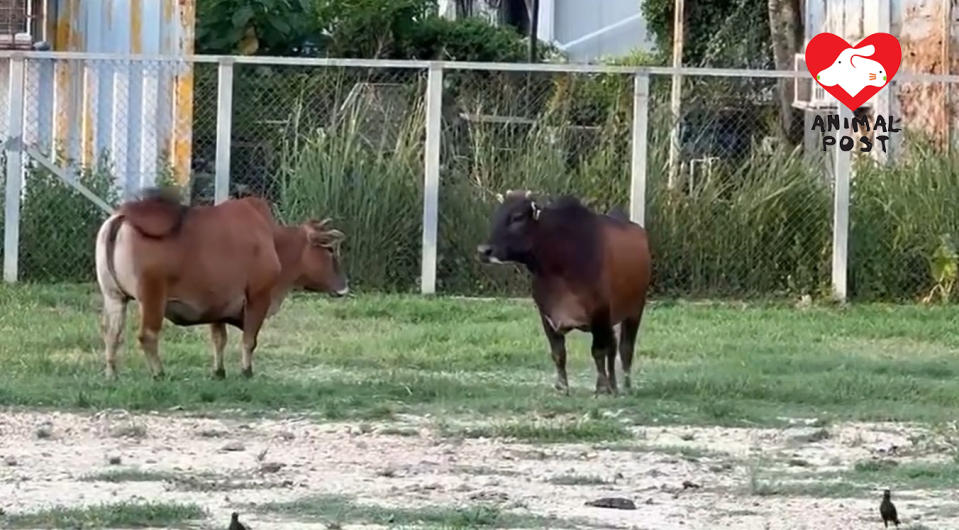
[
  {"x1": 850, "y1": 133, "x2": 959, "y2": 302},
  {"x1": 273, "y1": 77, "x2": 427, "y2": 292},
  {"x1": 5, "y1": 69, "x2": 954, "y2": 302}
]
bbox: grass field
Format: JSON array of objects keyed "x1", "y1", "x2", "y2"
[{"x1": 2, "y1": 284, "x2": 959, "y2": 528}]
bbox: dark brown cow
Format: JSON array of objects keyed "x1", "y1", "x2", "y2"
[
  {"x1": 477, "y1": 190, "x2": 651, "y2": 395},
  {"x1": 94, "y1": 188, "x2": 348, "y2": 379}
]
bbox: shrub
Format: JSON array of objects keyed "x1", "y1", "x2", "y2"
[{"x1": 18, "y1": 153, "x2": 119, "y2": 282}]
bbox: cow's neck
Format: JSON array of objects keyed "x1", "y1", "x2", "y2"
[{"x1": 271, "y1": 225, "x2": 308, "y2": 301}]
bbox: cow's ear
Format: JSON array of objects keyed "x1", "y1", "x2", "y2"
[{"x1": 531, "y1": 201, "x2": 541, "y2": 221}]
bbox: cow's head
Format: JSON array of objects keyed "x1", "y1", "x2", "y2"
[
  {"x1": 477, "y1": 189, "x2": 542, "y2": 265},
  {"x1": 300, "y1": 219, "x2": 349, "y2": 297},
  {"x1": 817, "y1": 44, "x2": 886, "y2": 88}
]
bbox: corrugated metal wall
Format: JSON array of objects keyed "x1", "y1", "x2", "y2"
[{"x1": 12, "y1": 0, "x2": 195, "y2": 193}]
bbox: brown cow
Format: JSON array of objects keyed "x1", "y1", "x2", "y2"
[
  {"x1": 476, "y1": 190, "x2": 651, "y2": 395},
  {"x1": 94, "y1": 188, "x2": 348, "y2": 379}
]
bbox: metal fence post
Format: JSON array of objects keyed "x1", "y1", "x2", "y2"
[
  {"x1": 214, "y1": 57, "x2": 234, "y2": 204},
  {"x1": 831, "y1": 103, "x2": 852, "y2": 302},
  {"x1": 4, "y1": 54, "x2": 26, "y2": 284},
  {"x1": 630, "y1": 72, "x2": 649, "y2": 226},
  {"x1": 421, "y1": 63, "x2": 442, "y2": 295}
]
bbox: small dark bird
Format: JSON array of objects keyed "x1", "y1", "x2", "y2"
[
  {"x1": 228, "y1": 512, "x2": 248, "y2": 530},
  {"x1": 880, "y1": 489, "x2": 900, "y2": 527}
]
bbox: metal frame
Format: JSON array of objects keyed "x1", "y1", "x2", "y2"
[{"x1": 0, "y1": 52, "x2": 881, "y2": 296}]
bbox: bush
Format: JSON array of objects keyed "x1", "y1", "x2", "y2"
[
  {"x1": 18, "y1": 154, "x2": 119, "y2": 282},
  {"x1": 273, "y1": 88, "x2": 426, "y2": 292},
  {"x1": 849, "y1": 134, "x2": 959, "y2": 302}
]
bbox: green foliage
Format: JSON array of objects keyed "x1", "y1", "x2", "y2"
[
  {"x1": 404, "y1": 16, "x2": 530, "y2": 61},
  {"x1": 196, "y1": 0, "x2": 316, "y2": 55},
  {"x1": 19, "y1": 154, "x2": 119, "y2": 283},
  {"x1": 642, "y1": 0, "x2": 772, "y2": 68},
  {"x1": 850, "y1": 135, "x2": 959, "y2": 301},
  {"x1": 313, "y1": 0, "x2": 437, "y2": 59},
  {"x1": 273, "y1": 81, "x2": 427, "y2": 292},
  {"x1": 196, "y1": 0, "x2": 550, "y2": 62}
]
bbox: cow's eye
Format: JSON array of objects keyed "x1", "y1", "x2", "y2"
[{"x1": 509, "y1": 211, "x2": 526, "y2": 224}]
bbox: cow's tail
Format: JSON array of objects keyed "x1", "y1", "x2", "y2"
[
  {"x1": 96, "y1": 214, "x2": 132, "y2": 301},
  {"x1": 119, "y1": 188, "x2": 188, "y2": 239}
]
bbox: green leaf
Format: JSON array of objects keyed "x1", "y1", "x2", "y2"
[{"x1": 232, "y1": 6, "x2": 255, "y2": 29}]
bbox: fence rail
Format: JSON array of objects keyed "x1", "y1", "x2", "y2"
[{"x1": 2, "y1": 52, "x2": 956, "y2": 302}]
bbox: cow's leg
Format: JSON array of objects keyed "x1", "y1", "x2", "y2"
[
  {"x1": 240, "y1": 292, "x2": 271, "y2": 378},
  {"x1": 540, "y1": 314, "x2": 569, "y2": 395},
  {"x1": 136, "y1": 281, "x2": 167, "y2": 379},
  {"x1": 100, "y1": 294, "x2": 128, "y2": 379},
  {"x1": 618, "y1": 314, "x2": 643, "y2": 392},
  {"x1": 590, "y1": 314, "x2": 615, "y2": 396},
  {"x1": 210, "y1": 323, "x2": 227, "y2": 379}
]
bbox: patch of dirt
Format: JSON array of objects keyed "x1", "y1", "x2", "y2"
[{"x1": 0, "y1": 410, "x2": 956, "y2": 529}]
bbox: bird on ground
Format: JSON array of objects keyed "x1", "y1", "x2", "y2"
[
  {"x1": 228, "y1": 511, "x2": 249, "y2": 530},
  {"x1": 880, "y1": 489, "x2": 900, "y2": 528}
]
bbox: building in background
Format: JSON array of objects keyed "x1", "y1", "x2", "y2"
[
  {"x1": 438, "y1": 0, "x2": 654, "y2": 62},
  {"x1": 794, "y1": 0, "x2": 954, "y2": 158},
  {"x1": 0, "y1": 0, "x2": 196, "y2": 191}
]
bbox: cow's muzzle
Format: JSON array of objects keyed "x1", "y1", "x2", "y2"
[{"x1": 476, "y1": 244, "x2": 503, "y2": 264}]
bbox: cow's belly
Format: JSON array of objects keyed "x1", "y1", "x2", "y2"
[
  {"x1": 541, "y1": 295, "x2": 591, "y2": 333},
  {"x1": 164, "y1": 296, "x2": 245, "y2": 326}
]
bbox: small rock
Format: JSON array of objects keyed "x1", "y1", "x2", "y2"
[
  {"x1": 107, "y1": 455, "x2": 122, "y2": 466},
  {"x1": 221, "y1": 441, "x2": 245, "y2": 452},
  {"x1": 277, "y1": 431, "x2": 295, "y2": 441},
  {"x1": 35, "y1": 426, "x2": 53, "y2": 440},
  {"x1": 4, "y1": 455, "x2": 17, "y2": 466},
  {"x1": 644, "y1": 498, "x2": 655, "y2": 505},
  {"x1": 469, "y1": 491, "x2": 509, "y2": 502},
  {"x1": 585, "y1": 497, "x2": 636, "y2": 510},
  {"x1": 682, "y1": 480, "x2": 701, "y2": 489},
  {"x1": 259, "y1": 462, "x2": 284, "y2": 473}
]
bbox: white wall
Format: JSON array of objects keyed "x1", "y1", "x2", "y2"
[{"x1": 551, "y1": 0, "x2": 654, "y2": 62}]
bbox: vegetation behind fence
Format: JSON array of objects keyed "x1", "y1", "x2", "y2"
[{"x1": 3, "y1": 58, "x2": 957, "y2": 303}]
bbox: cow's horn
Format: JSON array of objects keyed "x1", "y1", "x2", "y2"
[
  {"x1": 495, "y1": 193, "x2": 504, "y2": 203},
  {"x1": 506, "y1": 189, "x2": 513, "y2": 196},
  {"x1": 525, "y1": 190, "x2": 532, "y2": 198},
  {"x1": 531, "y1": 201, "x2": 541, "y2": 220}
]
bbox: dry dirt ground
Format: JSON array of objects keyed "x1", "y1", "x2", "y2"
[{"x1": 1, "y1": 409, "x2": 955, "y2": 529}]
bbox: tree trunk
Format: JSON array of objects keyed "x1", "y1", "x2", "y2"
[{"x1": 768, "y1": 0, "x2": 803, "y2": 144}]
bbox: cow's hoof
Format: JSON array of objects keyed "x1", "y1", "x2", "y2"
[
  {"x1": 152, "y1": 371, "x2": 167, "y2": 381},
  {"x1": 212, "y1": 368, "x2": 226, "y2": 380},
  {"x1": 105, "y1": 369, "x2": 117, "y2": 380},
  {"x1": 241, "y1": 367, "x2": 253, "y2": 378},
  {"x1": 554, "y1": 379, "x2": 570, "y2": 395}
]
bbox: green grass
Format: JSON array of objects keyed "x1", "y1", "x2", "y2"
[
  {"x1": 8, "y1": 284, "x2": 959, "y2": 437},
  {"x1": 3, "y1": 501, "x2": 205, "y2": 529},
  {"x1": 80, "y1": 468, "x2": 180, "y2": 483},
  {"x1": 746, "y1": 459, "x2": 959, "y2": 499},
  {"x1": 80, "y1": 467, "x2": 282, "y2": 492},
  {"x1": 256, "y1": 494, "x2": 573, "y2": 528},
  {"x1": 547, "y1": 474, "x2": 609, "y2": 486}
]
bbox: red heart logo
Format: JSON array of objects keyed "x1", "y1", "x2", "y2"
[{"x1": 805, "y1": 32, "x2": 901, "y2": 112}]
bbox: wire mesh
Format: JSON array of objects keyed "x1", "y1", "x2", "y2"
[
  {"x1": 2, "y1": 54, "x2": 958, "y2": 301},
  {"x1": 645, "y1": 74, "x2": 833, "y2": 299},
  {"x1": 438, "y1": 68, "x2": 634, "y2": 296},
  {"x1": 227, "y1": 63, "x2": 427, "y2": 292}
]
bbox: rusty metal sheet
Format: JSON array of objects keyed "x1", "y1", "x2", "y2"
[{"x1": 19, "y1": 0, "x2": 196, "y2": 193}]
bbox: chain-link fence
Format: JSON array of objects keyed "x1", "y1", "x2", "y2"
[{"x1": 2, "y1": 52, "x2": 958, "y2": 302}]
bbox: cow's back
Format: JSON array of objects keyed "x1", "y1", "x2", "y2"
[
  {"x1": 112, "y1": 197, "x2": 281, "y2": 317},
  {"x1": 599, "y1": 217, "x2": 651, "y2": 324}
]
